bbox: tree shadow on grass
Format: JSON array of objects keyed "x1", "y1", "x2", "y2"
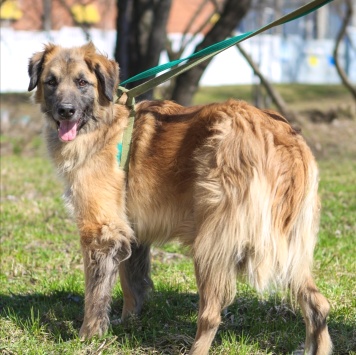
[{"x1": 0, "y1": 290, "x2": 354, "y2": 354}]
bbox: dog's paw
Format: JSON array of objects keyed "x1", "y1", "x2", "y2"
[{"x1": 79, "y1": 316, "x2": 109, "y2": 340}]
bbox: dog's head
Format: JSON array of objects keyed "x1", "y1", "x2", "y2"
[{"x1": 28, "y1": 43, "x2": 119, "y2": 142}]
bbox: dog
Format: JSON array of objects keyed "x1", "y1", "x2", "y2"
[{"x1": 28, "y1": 43, "x2": 332, "y2": 354}]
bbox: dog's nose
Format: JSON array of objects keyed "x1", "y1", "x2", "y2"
[{"x1": 58, "y1": 104, "x2": 76, "y2": 119}]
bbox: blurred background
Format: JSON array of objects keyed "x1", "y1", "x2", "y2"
[
  {"x1": 1, "y1": 0, "x2": 356, "y2": 89},
  {"x1": 0, "y1": 0, "x2": 356, "y2": 157}
]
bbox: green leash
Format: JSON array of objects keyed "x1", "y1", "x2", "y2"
[{"x1": 117, "y1": 0, "x2": 334, "y2": 172}]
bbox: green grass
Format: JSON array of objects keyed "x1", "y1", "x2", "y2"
[
  {"x1": 193, "y1": 84, "x2": 352, "y2": 106},
  {"x1": 1, "y1": 156, "x2": 355, "y2": 354},
  {"x1": 1, "y1": 84, "x2": 355, "y2": 353}
]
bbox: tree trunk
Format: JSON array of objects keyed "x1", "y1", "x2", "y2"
[
  {"x1": 115, "y1": 0, "x2": 172, "y2": 101},
  {"x1": 171, "y1": 0, "x2": 252, "y2": 106},
  {"x1": 42, "y1": 0, "x2": 52, "y2": 32}
]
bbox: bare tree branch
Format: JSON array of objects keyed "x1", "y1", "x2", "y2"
[
  {"x1": 333, "y1": 0, "x2": 356, "y2": 102},
  {"x1": 236, "y1": 42, "x2": 298, "y2": 124},
  {"x1": 166, "y1": 0, "x2": 219, "y2": 62},
  {"x1": 57, "y1": 0, "x2": 92, "y2": 40},
  {"x1": 162, "y1": 0, "x2": 219, "y2": 99},
  {"x1": 179, "y1": 0, "x2": 211, "y2": 50}
]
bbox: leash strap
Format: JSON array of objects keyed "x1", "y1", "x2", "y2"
[{"x1": 116, "y1": 87, "x2": 135, "y2": 172}]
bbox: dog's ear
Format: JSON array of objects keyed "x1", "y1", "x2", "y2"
[
  {"x1": 93, "y1": 60, "x2": 119, "y2": 102},
  {"x1": 83, "y1": 43, "x2": 119, "y2": 102},
  {"x1": 28, "y1": 44, "x2": 56, "y2": 91},
  {"x1": 28, "y1": 51, "x2": 45, "y2": 91}
]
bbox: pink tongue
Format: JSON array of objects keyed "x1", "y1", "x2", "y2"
[{"x1": 58, "y1": 121, "x2": 78, "y2": 141}]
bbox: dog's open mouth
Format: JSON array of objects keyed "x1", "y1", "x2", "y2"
[
  {"x1": 58, "y1": 120, "x2": 78, "y2": 142},
  {"x1": 56, "y1": 118, "x2": 85, "y2": 142}
]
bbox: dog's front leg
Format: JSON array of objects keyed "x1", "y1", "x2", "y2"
[{"x1": 79, "y1": 222, "x2": 133, "y2": 339}]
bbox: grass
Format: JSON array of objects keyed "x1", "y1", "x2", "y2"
[
  {"x1": 1, "y1": 153, "x2": 355, "y2": 355},
  {"x1": 193, "y1": 84, "x2": 352, "y2": 108},
  {"x1": 1, "y1": 85, "x2": 355, "y2": 354}
]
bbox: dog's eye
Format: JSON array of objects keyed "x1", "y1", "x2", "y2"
[
  {"x1": 78, "y1": 79, "x2": 88, "y2": 87},
  {"x1": 47, "y1": 79, "x2": 57, "y2": 87}
]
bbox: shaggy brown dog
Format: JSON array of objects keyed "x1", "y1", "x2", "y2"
[{"x1": 28, "y1": 43, "x2": 332, "y2": 354}]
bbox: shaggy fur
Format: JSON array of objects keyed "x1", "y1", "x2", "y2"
[{"x1": 28, "y1": 43, "x2": 332, "y2": 354}]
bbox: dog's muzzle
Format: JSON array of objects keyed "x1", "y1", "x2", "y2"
[{"x1": 54, "y1": 104, "x2": 81, "y2": 142}]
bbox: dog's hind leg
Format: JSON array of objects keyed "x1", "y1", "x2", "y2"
[
  {"x1": 297, "y1": 277, "x2": 332, "y2": 355},
  {"x1": 190, "y1": 261, "x2": 237, "y2": 355},
  {"x1": 119, "y1": 243, "x2": 153, "y2": 320},
  {"x1": 79, "y1": 223, "x2": 132, "y2": 339},
  {"x1": 190, "y1": 229, "x2": 237, "y2": 355}
]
